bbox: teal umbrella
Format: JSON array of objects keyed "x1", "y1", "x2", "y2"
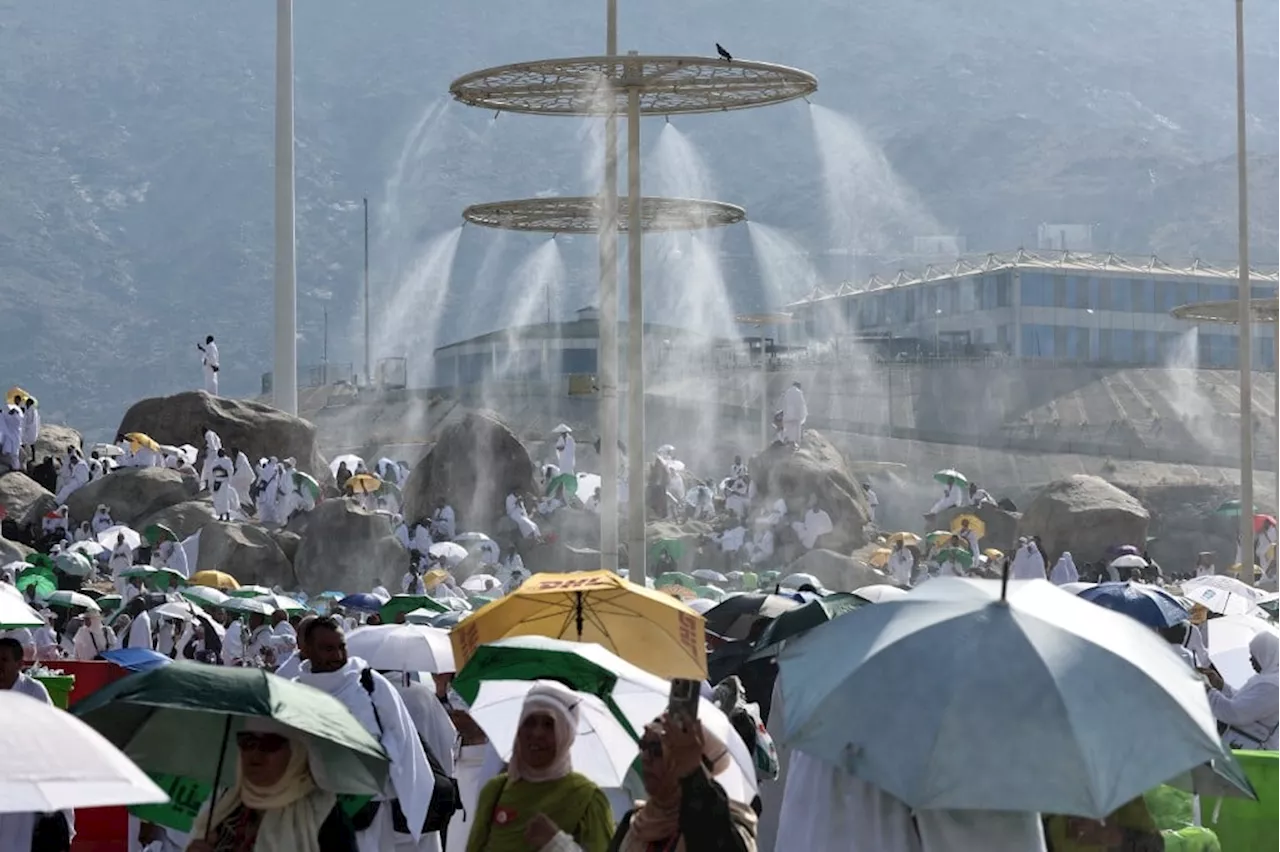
[
  {"x1": 933, "y1": 468, "x2": 968, "y2": 487},
  {"x1": 935, "y1": 547, "x2": 975, "y2": 569},
  {"x1": 73, "y1": 663, "x2": 388, "y2": 798},
  {"x1": 54, "y1": 551, "x2": 94, "y2": 577}
]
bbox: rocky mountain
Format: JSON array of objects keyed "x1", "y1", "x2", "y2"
[{"x1": 0, "y1": 0, "x2": 1276, "y2": 437}]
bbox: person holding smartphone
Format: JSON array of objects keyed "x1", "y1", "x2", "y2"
[{"x1": 1203, "y1": 631, "x2": 1280, "y2": 750}]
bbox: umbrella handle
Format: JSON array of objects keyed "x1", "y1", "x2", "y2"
[
  {"x1": 1000, "y1": 560, "x2": 1011, "y2": 601},
  {"x1": 203, "y1": 716, "x2": 233, "y2": 839}
]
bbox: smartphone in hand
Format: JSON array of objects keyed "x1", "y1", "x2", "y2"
[{"x1": 668, "y1": 678, "x2": 701, "y2": 721}]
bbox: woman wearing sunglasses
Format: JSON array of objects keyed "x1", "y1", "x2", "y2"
[{"x1": 186, "y1": 719, "x2": 356, "y2": 852}]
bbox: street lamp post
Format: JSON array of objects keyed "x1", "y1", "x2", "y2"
[
  {"x1": 1234, "y1": 0, "x2": 1254, "y2": 584},
  {"x1": 598, "y1": 0, "x2": 621, "y2": 574},
  {"x1": 273, "y1": 0, "x2": 298, "y2": 415}
]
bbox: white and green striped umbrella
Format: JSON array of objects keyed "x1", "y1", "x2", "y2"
[{"x1": 45, "y1": 590, "x2": 101, "y2": 612}]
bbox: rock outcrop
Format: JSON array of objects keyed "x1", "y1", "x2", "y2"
[
  {"x1": 0, "y1": 536, "x2": 33, "y2": 563},
  {"x1": 117, "y1": 391, "x2": 328, "y2": 478},
  {"x1": 402, "y1": 411, "x2": 536, "y2": 532},
  {"x1": 136, "y1": 499, "x2": 218, "y2": 541},
  {"x1": 783, "y1": 548, "x2": 891, "y2": 592},
  {"x1": 33, "y1": 424, "x2": 83, "y2": 465},
  {"x1": 293, "y1": 499, "x2": 407, "y2": 593},
  {"x1": 197, "y1": 521, "x2": 295, "y2": 588},
  {"x1": 1016, "y1": 475, "x2": 1150, "y2": 565},
  {"x1": 750, "y1": 431, "x2": 871, "y2": 552},
  {"x1": 934, "y1": 503, "x2": 1021, "y2": 553},
  {"x1": 65, "y1": 467, "x2": 197, "y2": 526},
  {"x1": 0, "y1": 472, "x2": 57, "y2": 527}
]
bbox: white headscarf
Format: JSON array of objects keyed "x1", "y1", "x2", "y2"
[
  {"x1": 1250, "y1": 632, "x2": 1280, "y2": 679},
  {"x1": 1049, "y1": 552, "x2": 1078, "y2": 585},
  {"x1": 507, "y1": 680, "x2": 580, "y2": 783}
]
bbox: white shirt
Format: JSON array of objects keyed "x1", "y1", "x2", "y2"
[
  {"x1": 4, "y1": 673, "x2": 52, "y2": 704},
  {"x1": 202, "y1": 341, "x2": 220, "y2": 369}
]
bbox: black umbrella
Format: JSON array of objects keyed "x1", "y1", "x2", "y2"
[
  {"x1": 703, "y1": 593, "x2": 803, "y2": 641},
  {"x1": 749, "y1": 592, "x2": 865, "y2": 660}
]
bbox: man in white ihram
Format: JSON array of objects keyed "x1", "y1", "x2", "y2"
[
  {"x1": 197, "y1": 334, "x2": 220, "y2": 395},
  {"x1": 552, "y1": 423, "x2": 576, "y2": 475},
  {"x1": 780, "y1": 381, "x2": 807, "y2": 446},
  {"x1": 296, "y1": 616, "x2": 437, "y2": 852}
]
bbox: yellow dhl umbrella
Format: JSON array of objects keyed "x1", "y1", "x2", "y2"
[
  {"x1": 983, "y1": 548, "x2": 1005, "y2": 562},
  {"x1": 5, "y1": 387, "x2": 34, "y2": 406},
  {"x1": 190, "y1": 570, "x2": 240, "y2": 590},
  {"x1": 869, "y1": 547, "x2": 893, "y2": 568},
  {"x1": 949, "y1": 513, "x2": 986, "y2": 538},
  {"x1": 451, "y1": 569, "x2": 707, "y2": 680},
  {"x1": 346, "y1": 473, "x2": 382, "y2": 495},
  {"x1": 422, "y1": 568, "x2": 450, "y2": 590},
  {"x1": 886, "y1": 532, "x2": 922, "y2": 548},
  {"x1": 124, "y1": 432, "x2": 161, "y2": 453}
]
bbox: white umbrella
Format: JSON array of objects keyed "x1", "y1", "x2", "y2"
[
  {"x1": 1206, "y1": 615, "x2": 1280, "y2": 690},
  {"x1": 461, "y1": 574, "x2": 501, "y2": 594},
  {"x1": 0, "y1": 691, "x2": 168, "y2": 812},
  {"x1": 692, "y1": 569, "x2": 729, "y2": 584},
  {"x1": 1109, "y1": 554, "x2": 1148, "y2": 570},
  {"x1": 345, "y1": 623, "x2": 456, "y2": 673},
  {"x1": 44, "y1": 590, "x2": 101, "y2": 612},
  {"x1": 90, "y1": 442, "x2": 124, "y2": 459},
  {"x1": 0, "y1": 590, "x2": 43, "y2": 629},
  {"x1": 1182, "y1": 574, "x2": 1268, "y2": 603},
  {"x1": 851, "y1": 584, "x2": 909, "y2": 604},
  {"x1": 329, "y1": 454, "x2": 364, "y2": 477},
  {"x1": 1181, "y1": 585, "x2": 1263, "y2": 618},
  {"x1": 1059, "y1": 581, "x2": 1098, "y2": 595},
  {"x1": 254, "y1": 593, "x2": 309, "y2": 614},
  {"x1": 403, "y1": 608, "x2": 438, "y2": 625},
  {"x1": 96, "y1": 525, "x2": 141, "y2": 550},
  {"x1": 686, "y1": 598, "x2": 718, "y2": 614},
  {"x1": 452, "y1": 532, "x2": 493, "y2": 545},
  {"x1": 470, "y1": 680, "x2": 638, "y2": 788},
  {"x1": 181, "y1": 585, "x2": 230, "y2": 608},
  {"x1": 779, "y1": 572, "x2": 822, "y2": 590},
  {"x1": 67, "y1": 541, "x2": 107, "y2": 560},
  {"x1": 552, "y1": 424, "x2": 573, "y2": 434},
  {"x1": 428, "y1": 541, "x2": 468, "y2": 567},
  {"x1": 576, "y1": 472, "x2": 603, "y2": 499}
]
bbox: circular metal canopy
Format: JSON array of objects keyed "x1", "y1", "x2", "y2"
[
  {"x1": 1171, "y1": 298, "x2": 1279, "y2": 324},
  {"x1": 450, "y1": 54, "x2": 817, "y2": 116},
  {"x1": 462, "y1": 196, "x2": 746, "y2": 233}
]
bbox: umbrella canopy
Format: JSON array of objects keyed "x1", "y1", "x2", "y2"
[
  {"x1": 428, "y1": 541, "x2": 468, "y2": 567},
  {"x1": 190, "y1": 570, "x2": 240, "y2": 591},
  {"x1": 545, "y1": 472, "x2": 578, "y2": 496},
  {"x1": 886, "y1": 532, "x2": 922, "y2": 548},
  {"x1": 779, "y1": 572, "x2": 822, "y2": 590},
  {"x1": 692, "y1": 569, "x2": 728, "y2": 584},
  {"x1": 404, "y1": 608, "x2": 442, "y2": 625},
  {"x1": 145, "y1": 568, "x2": 189, "y2": 592},
  {"x1": 228, "y1": 585, "x2": 273, "y2": 599},
  {"x1": 1109, "y1": 554, "x2": 1149, "y2": 570},
  {"x1": 97, "y1": 594, "x2": 123, "y2": 615},
  {"x1": 337, "y1": 593, "x2": 385, "y2": 613},
  {"x1": 253, "y1": 594, "x2": 308, "y2": 615},
  {"x1": 686, "y1": 598, "x2": 718, "y2": 614},
  {"x1": 54, "y1": 551, "x2": 94, "y2": 577},
  {"x1": 5, "y1": 386, "x2": 34, "y2": 406},
  {"x1": 119, "y1": 566, "x2": 159, "y2": 581},
  {"x1": 292, "y1": 471, "x2": 321, "y2": 501},
  {"x1": 1078, "y1": 582, "x2": 1188, "y2": 628},
  {"x1": 72, "y1": 663, "x2": 388, "y2": 797},
  {"x1": 1058, "y1": 581, "x2": 1097, "y2": 595},
  {"x1": 380, "y1": 595, "x2": 447, "y2": 623},
  {"x1": 124, "y1": 432, "x2": 160, "y2": 453},
  {"x1": 429, "y1": 610, "x2": 469, "y2": 629},
  {"x1": 655, "y1": 571, "x2": 696, "y2": 589},
  {"x1": 1206, "y1": 615, "x2": 1280, "y2": 690},
  {"x1": 693, "y1": 585, "x2": 726, "y2": 602},
  {"x1": 924, "y1": 530, "x2": 955, "y2": 549},
  {"x1": 67, "y1": 540, "x2": 107, "y2": 561},
  {"x1": 45, "y1": 590, "x2": 101, "y2": 612},
  {"x1": 453, "y1": 636, "x2": 758, "y2": 804},
  {"x1": 461, "y1": 574, "x2": 501, "y2": 594},
  {"x1": 181, "y1": 585, "x2": 230, "y2": 608},
  {"x1": 94, "y1": 521, "x2": 138, "y2": 547},
  {"x1": 935, "y1": 547, "x2": 974, "y2": 569},
  {"x1": 346, "y1": 473, "x2": 382, "y2": 495},
  {"x1": 1214, "y1": 499, "x2": 1258, "y2": 517},
  {"x1": 703, "y1": 593, "x2": 802, "y2": 641},
  {"x1": 0, "y1": 590, "x2": 44, "y2": 629},
  {"x1": 1254, "y1": 514, "x2": 1277, "y2": 533},
  {"x1": 222, "y1": 597, "x2": 275, "y2": 617},
  {"x1": 983, "y1": 548, "x2": 1005, "y2": 561},
  {"x1": 452, "y1": 531, "x2": 494, "y2": 545},
  {"x1": 345, "y1": 623, "x2": 456, "y2": 673},
  {"x1": 851, "y1": 584, "x2": 909, "y2": 604},
  {"x1": 933, "y1": 468, "x2": 968, "y2": 486},
  {"x1": 0, "y1": 691, "x2": 168, "y2": 813},
  {"x1": 329, "y1": 454, "x2": 364, "y2": 478},
  {"x1": 142, "y1": 524, "x2": 178, "y2": 546},
  {"x1": 778, "y1": 577, "x2": 1247, "y2": 817},
  {"x1": 749, "y1": 593, "x2": 865, "y2": 659},
  {"x1": 950, "y1": 513, "x2": 986, "y2": 538},
  {"x1": 1183, "y1": 574, "x2": 1270, "y2": 603},
  {"x1": 868, "y1": 548, "x2": 892, "y2": 568},
  {"x1": 451, "y1": 570, "x2": 708, "y2": 679},
  {"x1": 101, "y1": 648, "x2": 174, "y2": 674},
  {"x1": 15, "y1": 572, "x2": 56, "y2": 600},
  {"x1": 1181, "y1": 585, "x2": 1263, "y2": 617}
]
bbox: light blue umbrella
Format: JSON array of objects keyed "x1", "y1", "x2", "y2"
[{"x1": 777, "y1": 576, "x2": 1246, "y2": 819}]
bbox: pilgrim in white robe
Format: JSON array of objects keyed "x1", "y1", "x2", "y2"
[
  {"x1": 55, "y1": 455, "x2": 90, "y2": 504},
  {"x1": 431, "y1": 504, "x2": 456, "y2": 540},
  {"x1": 957, "y1": 526, "x2": 981, "y2": 560},
  {"x1": 1011, "y1": 542, "x2": 1046, "y2": 580},
  {"x1": 791, "y1": 507, "x2": 834, "y2": 550},
  {"x1": 723, "y1": 478, "x2": 751, "y2": 519},
  {"x1": 256, "y1": 460, "x2": 282, "y2": 524},
  {"x1": 0, "y1": 404, "x2": 23, "y2": 469},
  {"x1": 555, "y1": 431, "x2": 576, "y2": 475},
  {"x1": 73, "y1": 613, "x2": 113, "y2": 660},
  {"x1": 928, "y1": 483, "x2": 964, "y2": 515},
  {"x1": 21, "y1": 402, "x2": 40, "y2": 455},
  {"x1": 864, "y1": 485, "x2": 879, "y2": 523},
  {"x1": 915, "y1": 809, "x2": 1048, "y2": 851},
  {"x1": 91, "y1": 506, "x2": 114, "y2": 536},
  {"x1": 126, "y1": 609, "x2": 154, "y2": 650},
  {"x1": 210, "y1": 458, "x2": 237, "y2": 521},
  {"x1": 713, "y1": 526, "x2": 747, "y2": 554},
  {"x1": 393, "y1": 518, "x2": 412, "y2": 551},
  {"x1": 1049, "y1": 552, "x2": 1079, "y2": 585},
  {"x1": 505, "y1": 493, "x2": 540, "y2": 540},
  {"x1": 888, "y1": 547, "x2": 915, "y2": 587},
  {"x1": 199, "y1": 338, "x2": 220, "y2": 394},
  {"x1": 745, "y1": 527, "x2": 775, "y2": 565},
  {"x1": 780, "y1": 383, "x2": 807, "y2": 444}
]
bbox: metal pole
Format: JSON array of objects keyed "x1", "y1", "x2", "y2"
[
  {"x1": 1234, "y1": 0, "x2": 1254, "y2": 585},
  {"x1": 597, "y1": 0, "x2": 620, "y2": 574},
  {"x1": 273, "y1": 0, "x2": 298, "y2": 415},
  {"x1": 760, "y1": 337, "x2": 769, "y2": 448},
  {"x1": 363, "y1": 196, "x2": 371, "y2": 388},
  {"x1": 625, "y1": 57, "x2": 646, "y2": 579}
]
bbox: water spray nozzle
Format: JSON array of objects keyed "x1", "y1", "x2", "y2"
[
  {"x1": 803, "y1": 96, "x2": 813, "y2": 105},
  {"x1": 492, "y1": 111, "x2": 500, "y2": 121}
]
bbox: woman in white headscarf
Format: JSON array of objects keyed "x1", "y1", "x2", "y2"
[
  {"x1": 1048, "y1": 551, "x2": 1078, "y2": 585},
  {"x1": 1010, "y1": 539, "x2": 1045, "y2": 580},
  {"x1": 73, "y1": 610, "x2": 115, "y2": 660},
  {"x1": 186, "y1": 719, "x2": 356, "y2": 852},
  {"x1": 465, "y1": 681, "x2": 613, "y2": 852},
  {"x1": 91, "y1": 504, "x2": 115, "y2": 536},
  {"x1": 1205, "y1": 631, "x2": 1280, "y2": 750}
]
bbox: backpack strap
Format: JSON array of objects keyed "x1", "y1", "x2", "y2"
[{"x1": 360, "y1": 667, "x2": 386, "y2": 736}]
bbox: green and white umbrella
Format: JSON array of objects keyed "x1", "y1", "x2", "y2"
[
  {"x1": 0, "y1": 586, "x2": 44, "y2": 629},
  {"x1": 933, "y1": 468, "x2": 968, "y2": 487},
  {"x1": 181, "y1": 586, "x2": 230, "y2": 609},
  {"x1": 72, "y1": 663, "x2": 388, "y2": 797},
  {"x1": 253, "y1": 594, "x2": 308, "y2": 615},
  {"x1": 15, "y1": 572, "x2": 56, "y2": 600},
  {"x1": 54, "y1": 551, "x2": 94, "y2": 577},
  {"x1": 45, "y1": 590, "x2": 101, "y2": 612},
  {"x1": 292, "y1": 471, "x2": 321, "y2": 502},
  {"x1": 223, "y1": 597, "x2": 274, "y2": 616},
  {"x1": 97, "y1": 594, "x2": 124, "y2": 615},
  {"x1": 143, "y1": 523, "x2": 178, "y2": 546},
  {"x1": 146, "y1": 568, "x2": 189, "y2": 591},
  {"x1": 228, "y1": 585, "x2": 273, "y2": 599}
]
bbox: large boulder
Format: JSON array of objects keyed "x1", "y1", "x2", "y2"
[
  {"x1": 33, "y1": 424, "x2": 82, "y2": 465},
  {"x1": 136, "y1": 499, "x2": 218, "y2": 541},
  {"x1": 0, "y1": 536, "x2": 33, "y2": 563},
  {"x1": 117, "y1": 391, "x2": 327, "y2": 479},
  {"x1": 934, "y1": 503, "x2": 1021, "y2": 553},
  {"x1": 402, "y1": 411, "x2": 537, "y2": 532},
  {"x1": 1016, "y1": 475, "x2": 1150, "y2": 566},
  {"x1": 645, "y1": 518, "x2": 716, "y2": 574},
  {"x1": 783, "y1": 549, "x2": 891, "y2": 592},
  {"x1": 750, "y1": 431, "x2": 871, "y2": 552},
  {"x1": 197, "y1": 521, "x2": 295, "y2": 588},
  {"x1": 293, "y1": 499, "x2": 408, "y2": 593},
  {"x1": 0, "y1": 472, "x2": 57, "y2": 527},
  {"x1": 65, "y1": 467, "x2": 198, "y2": 526}
]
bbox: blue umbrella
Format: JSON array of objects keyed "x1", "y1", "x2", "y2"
[
  {"x1": 1076, "y1": 582, "x2": 1188, "y2": 628},
  {"x1": 102, "y1": 648, "x2": 173, "y2": 673},
  {"x1": 337, "y1": 593, "x2": 384, "y2": 613},
  {"x1": 777, "y1": 577, "x2": 1245, "y2": 818},
  {"x1": 317, "y1": 590, "x2": 345, "y2": 601}
]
